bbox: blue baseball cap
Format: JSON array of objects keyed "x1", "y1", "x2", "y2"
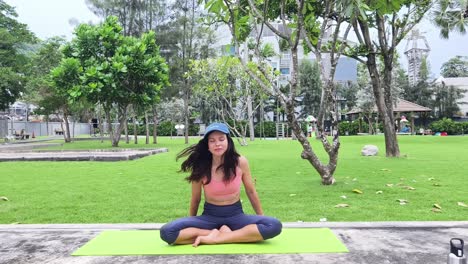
[{"x1": 204, "y1": 123, "x2": 230, "y2": 138}]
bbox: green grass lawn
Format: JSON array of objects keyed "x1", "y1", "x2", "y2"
[{"x1": 0, "y1": 135, "x2": 467, "y2": 224}]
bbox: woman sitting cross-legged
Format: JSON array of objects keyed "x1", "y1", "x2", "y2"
[{"x1": 160, "y1": 123, "x2": 282, "y2": 247}]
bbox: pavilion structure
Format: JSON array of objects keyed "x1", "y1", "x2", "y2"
[{"x1": 346, "y1": 99, "x2": 432, "y2": 134}]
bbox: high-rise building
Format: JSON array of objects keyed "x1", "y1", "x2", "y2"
[{"x1": 404, "y1": 29, "x2": 430, "y2": 86}]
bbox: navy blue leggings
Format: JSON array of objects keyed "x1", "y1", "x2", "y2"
[{"x1": 160, "y1": 200, "x2": 282, "y2": 244}]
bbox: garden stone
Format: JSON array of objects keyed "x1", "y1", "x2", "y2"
[{"x1": 361, "y1": 145, "x2": 378, "y2": 156}]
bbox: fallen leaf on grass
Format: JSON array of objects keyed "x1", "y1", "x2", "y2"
[
  {"x1": 397, "y1": 199, "x2": 408, "y2": 205},
  {"x1": 334, "y1": 203, "x2": 349, "y2": 208},
  {"x1": 386, "y1": 184, "x2": 394, "y2": 187},
  {"x1": 433, "y1": 204, "x2": 442, "y2": 209},
  {"x1": 376, "y1": 191, "x2": 383, "y2": 194},
  {"x1": 0, "y1": 196, "x2": 8, "y2": 201},
  {"x1": 340, "y1": 195, "x2": 347, "y2": 199},
  {"x1": 381, "y1": 168, "x2": 391, "y2": 171},
  {"x1": 403, "y1": 186, "x2": 416, "y2": 190},
  {"x1": 289, "y1": 194, "x2": 297, "y2": 197},
  {"x1": 433, "y1": 183, "x2": 441, "y2": 187},
  {"x1": 352, "y1": 189, "x2": 363, "y2": 194},
  {"x1": 457, "y1": 202, "x2": 468, "y2": 207},
  {"x1": 431, "y1": 208, "x2": 442, "y2": 213},
  {"x1": 428, "y1": 178, "x2": 435, "y2": 181}
]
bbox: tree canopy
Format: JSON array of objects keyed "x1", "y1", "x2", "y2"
[{"x1": 0, "y1": 0, "x2": 36, "y2": 110}]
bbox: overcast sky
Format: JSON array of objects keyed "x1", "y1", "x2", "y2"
[{"x1": 5, "y1": 0, "x2": 468, "y2": 77}]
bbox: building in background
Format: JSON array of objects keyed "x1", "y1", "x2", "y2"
[
  {"x1": 404, "y1": 29, "x2": 431, "y2": 86},
  {"x1": 434, "y1": 77, "x2": 468, "y2": 118}
]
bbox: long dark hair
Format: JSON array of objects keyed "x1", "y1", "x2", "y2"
[{"x1": 176, "y1": 133, "x2": 239, "y2": 184}]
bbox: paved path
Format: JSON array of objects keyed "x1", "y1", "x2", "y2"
[{"x1": 1, "y1": 222, "x2": 467, "y2": 264}]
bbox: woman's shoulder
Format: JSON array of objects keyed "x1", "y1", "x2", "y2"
[
  {"x1": 238, "y1": 155, "x2": 248, "y2": 163},
  {"x1": 238, "y1": 155, "x2": 249, "y2": 168}
]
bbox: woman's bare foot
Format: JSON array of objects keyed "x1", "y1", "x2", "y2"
[
  {"x1": 192, "y1": 229, "x2": 220, "y2": 247},
  {"x1": 219, "y1": 225, "x2": 232, "y2": 233}
]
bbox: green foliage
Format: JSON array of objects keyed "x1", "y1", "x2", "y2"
[
  {"x1": 298, "y1": 60, "x2": 321, "y2": 118},
  {"x1": 431, "y1": 0, "x2": 468, "y2": 39},
  {"x1": 441, "y1": 56, "x2": 468, "y2": 77},
  {"x1": 0, "y1": 1, "x2": 36, "y2": 110},
  {"x1": 338, "y1": 120, "x2": 369, "y2": 135},
  {"x1": 24, "y1": 37, "x2": 65, "y2": 108},
  {"x1": 429, "y1": 118, "x2": 468, "y2": 135},
  {"x1": 126, "y1": 120, "x2": 200, "y2": 136},
  {"x1": 0, "y1": 68, "x2": 24, "y2": 110},
  {"x1": 189, "y1": 56, "x2": 268, "y2": 125},
  {"x1": 53, "y1": 16, "x2": 169, "y2": 146},
  {"x1": 432, "y1": 84, "x2": 465, "y2": 118},
  {"x1": 252, "y1": 121, "x2": 308, "y2": 137},
  {"x1": 254, "y1": 121, "x2": 276, "y2": 137}
]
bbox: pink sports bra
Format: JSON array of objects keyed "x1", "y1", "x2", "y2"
[{"x1": 203, "y1": 167, "x2": 242, "y2": 200}]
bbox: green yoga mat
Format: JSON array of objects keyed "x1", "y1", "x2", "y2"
[{"x1": 72, "y1": 228, "x2": 348, "y2": 256}]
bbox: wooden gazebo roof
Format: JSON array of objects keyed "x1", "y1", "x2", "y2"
[{"x1": 346, "y1": 99, "x2": 432, "y2": 115}]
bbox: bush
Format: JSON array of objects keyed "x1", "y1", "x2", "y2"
[
  {"x1": 254, "y1": 121, "x2": 276, "y2": 137},
  {"x1": 430, "y1": 118, "x2": 455, "y2": 134},
  {"x1": 126, "y1": 121, "x2": 200, "y2": 136},
  {"x1": 429, "y1": 118, "x2": 468, "y2": 135},
  {"x1": 338, "y1": 120, "x2": 369, "y2": 135}
]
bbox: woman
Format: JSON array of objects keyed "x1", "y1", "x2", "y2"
[{"x1": 160, "y1": 123, "x2": 282, "y2": 247}]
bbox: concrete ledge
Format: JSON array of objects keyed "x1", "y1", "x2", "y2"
[
  {"x1": 0, "y1": 148, "x2": 168, "y2": 162},
  {"x1": 1, "y1": 221, "x2": 467, "y2": 230}
]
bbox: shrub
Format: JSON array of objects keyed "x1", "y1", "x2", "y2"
[
  {"x1": 254, "y1": 121, "x2": 277, "y2": 137},
  {"x1": 338, "y1": 120, "x2": 369, "y2": 135},
  {"x1": 126, "y1": 121, "x2": 200, "y2": 136},
  {"x1": 430, "y1": 118, "x2": 456, "y2": 134}
]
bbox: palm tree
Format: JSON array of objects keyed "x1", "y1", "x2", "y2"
[{"x1": 432, "y1": 0, "x2": 468, "y2": 38}]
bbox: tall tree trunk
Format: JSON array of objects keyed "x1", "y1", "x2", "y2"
[
  {"x1": 133, "y1": 114, "x2": 138, "y2": 144},
  {"x1": 62, "y1": 108, "x2": 71, "y2": 143},
  {"x1": 125, "y1": 117, "x2": 129, "y2": 144},
  {"x1": 286, "y1": 45, "x2": 338, "y2": 185},
  {"x1": 152, "y1": 105, "x2": 158, "y2": 144},
  {"x1": 366, "y1": 53, "x2": 400, "y2": 157},
  {"x1": 145, "y1": 111, "x2": 150, "y2": 144},
  {"x1": 105, "y1": 109, "x2": 113, "y2": 144},
  {"x1": 111, "y1": 104, "x2": 128, "y2": 147},
  {"x1": 247, "y1": 94, "x2": 255, "y2": 141}
]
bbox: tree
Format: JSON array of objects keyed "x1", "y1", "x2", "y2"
[
  {"x1": 433, "y1": 82, "x2": 466, "y2": 118},
  {"x1": 50, "y1": 58, "x2": 83, "y2": 142},
  {"x1": 22, "y1": 37, "x2": 66, "y2": 122},
  {"x1": 86, "y1": 0, "x2": 168, "y2": 37},
  {"x1": 432, "y1": 0, "x2": 468, "y2": 39},
  {"x1": 203, "y1": 0, "x2": 357, "y2": 185},
  {"x1": 189, "y1": 57, "x2": 267, "y2": 145},
  {"x1": 355, "y1": 63, "x2": 377, "y2": 133},
  {"x1": 64, "y1": 16, "x2": 169, "y2": 147},
  {"x1": 441, "y1": 56, "x2": 468, "y2": 77},
  {"x1": 298, "y1": 60, "x2": 321, "y2": 119},
  {"x1": 344, "y1": 0, "x2": 432, "y2": 157},
  {"x1": 0, "y1": 1, "x2": 35, "y2": 110}
]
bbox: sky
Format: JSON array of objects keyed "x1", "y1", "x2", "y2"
[{"x1": 4, "y1": 0, "x2": 468, "y2": 77}]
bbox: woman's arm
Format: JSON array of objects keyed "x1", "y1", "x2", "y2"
[
  {"x1": 240, "y1": 156, "x2": 264, "y2": 215},
  {"x1": 189, "y1": 180, "x2": 202, "y2": 216}
]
